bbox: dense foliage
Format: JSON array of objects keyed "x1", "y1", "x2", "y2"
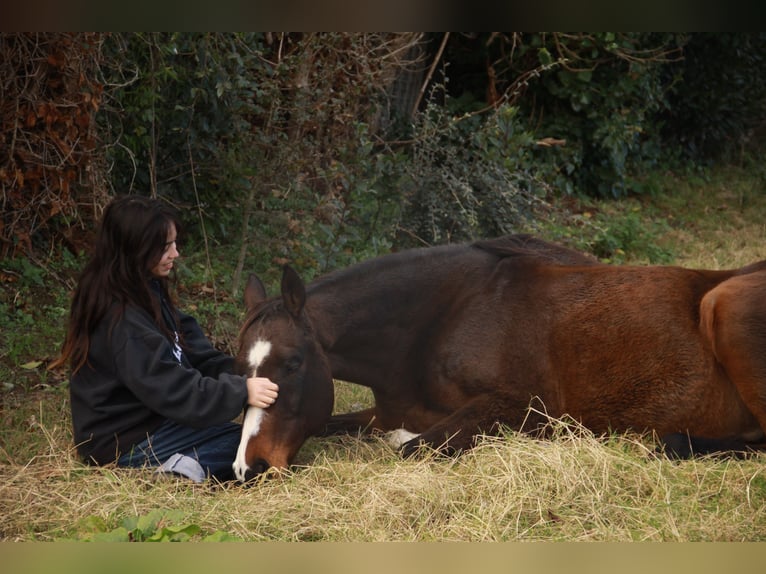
[
  {"x1": 661, "y1": 33, "x2": 766, "y2": 160},
  {"x1": 3, "y1": 32, "x2": 766, "y2": 281}
]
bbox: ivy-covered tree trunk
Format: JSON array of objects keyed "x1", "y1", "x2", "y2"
[{"x1": 1, "y1": 32, "x2": 106, "y2": 257}]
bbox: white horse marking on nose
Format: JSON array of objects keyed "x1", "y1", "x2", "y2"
[
  {"x1": 233, "y1": 338, "x2": 272, "y2": 482},
  {"x1": 233, "y1": 407, "x2": 265, "y2": 482}
]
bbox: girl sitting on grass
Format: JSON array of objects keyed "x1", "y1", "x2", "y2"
[{"x1": 51, "y1": 195, "x2": 278, "y2": 482}]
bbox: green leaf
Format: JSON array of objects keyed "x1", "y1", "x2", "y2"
[
  {"x1": 89, "y1": 527, "x2": 132, "y2": 542},
  {"x1": 202, "y1": 531, "x2": 243, "y2": 542},
  {"x1": 147, "y1": 524, "x2": 201, "y2": 542},
  {"x1": 135, "y1": 510, "x2": 163, "y2": 535},
  {"x1": 20, "y1": 361, "x2": 42, "y2": 370},
  {"x1": 538, "y1": 47, "x2": 553, "y2": 66},
  {"x1": 121, "y1": 515, "x2": 139, "y2": 532}
]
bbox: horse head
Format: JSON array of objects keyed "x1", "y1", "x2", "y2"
[{"x1": 232, "y1": 266, "x2": 333, "y2": 482}]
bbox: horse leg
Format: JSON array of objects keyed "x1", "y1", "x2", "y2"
[
  {"x1": 398, "y1": 393, "x2": 542, "y2": 458},
  {"x1": 322, "y1": 408, "x2": 380, "y2": 436},
  {"x1": 696, "y1": 272, "x2": 766, "y2": 450},
  {"x1": 659, "y1": 433, "x2": 763, "y2": 459}
]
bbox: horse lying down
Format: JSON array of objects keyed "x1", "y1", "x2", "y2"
[{"x1": 231, "y1": 234, "x2": 766, "y2": 481}]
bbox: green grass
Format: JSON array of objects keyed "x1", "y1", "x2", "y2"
[{"x1": 2, "y1": 163, "x2": 766, "y2": 541}]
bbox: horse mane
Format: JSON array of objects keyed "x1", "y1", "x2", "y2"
[
  {"x1": 310, "y1": 241, "x2": 463, "y2": 291},
  {"x1": 237, "y1": 298, "x2": 284, "y2": 345},
  {"x1": 307, "y1": 234, "x2": 596, "y2": 297},
  {"x1": 238, "y1": 294, "x2": 317, "y2": 350},
  {"x1": 472, "y1": 234, "x2": 599, "y2": 265}
]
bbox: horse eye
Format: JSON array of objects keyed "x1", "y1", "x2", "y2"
[{"x1": 284, "y1": 356, "x2": 302, "y2": 374}]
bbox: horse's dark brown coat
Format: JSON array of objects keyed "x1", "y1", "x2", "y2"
[{"x1": 237, "y1": 234, "x2": 766, "y2": 471}]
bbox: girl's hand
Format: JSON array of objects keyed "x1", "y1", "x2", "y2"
[{"x1": 246, "y1": 376, "x2": 279, "y2": 408}]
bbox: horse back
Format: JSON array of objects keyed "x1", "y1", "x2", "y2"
[
  {"x1": 458, "y1": 259, "x2": 757, "y2": 437},
  {"x1": 473, "y1": 234, "x2": 600, "y2": 266}
]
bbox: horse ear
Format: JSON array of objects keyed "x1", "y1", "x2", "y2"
[
  {"x1": 281, "y1": 265, "x2": 306, "y2": 318},
  {"x1": 244, "y1": 274, "x2": 268, "y2": 311}
]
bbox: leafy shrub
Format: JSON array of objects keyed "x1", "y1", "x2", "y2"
[
  {"x1": 589, "y1": 210, "x2": 673, "y2": 264},
  {"x1": 75, "y1": 509, "x2": 241, "y2": 542},
  {"x1": 661, "y1": 33, "x2": 766, "y2": 161},
  {"x1": 511, "y1": 33, "x2": 686, "y2": 198},
  {"x1": 394, "y1": 100, "x2": 547, "y2": 246}
]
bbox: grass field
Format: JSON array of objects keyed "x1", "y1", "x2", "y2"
[{"x1": 2, "y1": 164, "x2": 766, "y2": 541}]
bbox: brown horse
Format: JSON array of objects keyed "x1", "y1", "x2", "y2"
[{"x1": 231, "y1": 234, "x2": 766, "y2": 480}]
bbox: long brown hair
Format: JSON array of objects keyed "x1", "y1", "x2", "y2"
[{"x1": 51, "y1": 195, "x2": 182, "y2": 374}]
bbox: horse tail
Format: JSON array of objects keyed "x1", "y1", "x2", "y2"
[{"x1": 660, "y1": 432, "x2": 766, "y2": 459}]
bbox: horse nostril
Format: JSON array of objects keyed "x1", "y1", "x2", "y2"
[
  {"x1": 254, "y1": 458, "x2": 271, "y2": 474},
  {"x1": 245, "y1": 458, "x2": 271, "y2": 480},
  {"x1": 242, "y1": 458, "x2": 274, "y2": 484}
]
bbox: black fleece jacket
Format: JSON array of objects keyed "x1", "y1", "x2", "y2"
[{"x1": 69, "y1": 280, "x2": 247, "y2": 465}]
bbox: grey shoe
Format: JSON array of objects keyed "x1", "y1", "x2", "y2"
[{"x1": 154, "y1": 453, "x2": 206, "y2": 483}]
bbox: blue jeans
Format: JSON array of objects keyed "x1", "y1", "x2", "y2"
[{"x1": 117, "y1": 420, "x2": 242, "y2": 481}]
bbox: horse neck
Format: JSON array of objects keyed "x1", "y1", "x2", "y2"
[
  {"x1": 305, "y1": 264, "x2": 437, "y2": 348},
  {"x1": 303, "y1": 244, "x2": 478, "y2": 382}
]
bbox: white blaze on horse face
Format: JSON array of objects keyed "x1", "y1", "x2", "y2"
[
  {"x1": 232, "y1": 338, "x2": 272, "y2": 482},
  {"x1": 248, "y1": 340, "x2": 272, "y2": 373}
]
